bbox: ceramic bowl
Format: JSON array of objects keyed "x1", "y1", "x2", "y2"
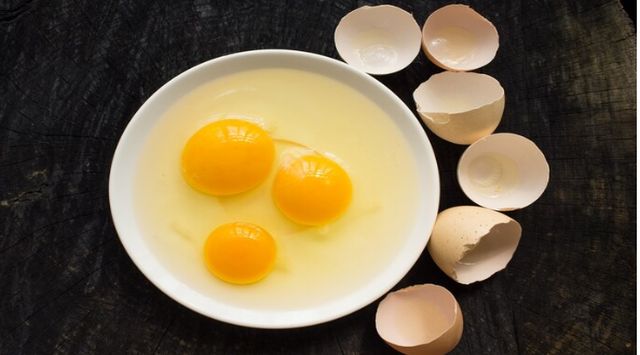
[{"x1": 109, "y1": 49, "x2": 440, "y2": 328}]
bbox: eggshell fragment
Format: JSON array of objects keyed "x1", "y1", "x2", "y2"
[
  {"x1": 428, "y1": 206, "x2": 521, "y2": 284},
  {"x1": 413, "y1": 71, "x2": 504, "y2": 145},
  {"x1": 334, "y1": 5, "x2": 422, "y2": 75},
  {"x1": 458, "y1": 133, "x2": 550, "y2": 211},
  {"x1": 376, "y1": 284, "x2": 463, "y2": 355},
  {"x1": 422, "y1": 4, "x2": 499, "y2": 71}
]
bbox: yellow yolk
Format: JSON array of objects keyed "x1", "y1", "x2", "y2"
[
  {"x1": 203, "y1": 222, "x2": 277, "y2": 285},
  {"x1": 272, "y1": 154, "x2": 352, "y2": 226},
  {"x1": 181, "y1": 119, "x2": 275, "y2": 196}
]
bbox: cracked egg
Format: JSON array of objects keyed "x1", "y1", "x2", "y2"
[
  {"x1": 427, "y1": 206, "x2": 521, "y2": 284},
  {"x1": 413, "y1": 71, "x2": 504, "y2": 145},
  {"x1": 422, "y1": 4, "x2": 499, "y2": 71},
  {"x1": 458, "y1": 133, "x2": 550, "y2": 211},
  {"x1": 376, "y1": 284, "x2": 463, "y2": 354},
  {"x1": 334, "y1": 5, "x2": 422, "y2": 75}
]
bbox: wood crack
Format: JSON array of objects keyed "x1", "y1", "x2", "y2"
[
  {"x1": 8, "y1": 265, "x2": 105, "y2": 334},
  {"x1": 0, "y1": 0, "x2": 35, "y2": 23},
  {"x1": 151, "y1": 316, "x2": 176, "y2": 355}
]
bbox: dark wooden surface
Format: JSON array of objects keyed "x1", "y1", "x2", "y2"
[{"x1": 0, "y1": 0, "x2": 636, "y2": 354}]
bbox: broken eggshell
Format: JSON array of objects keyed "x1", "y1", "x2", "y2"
[
  {"x1": 458, "y1": 133, "x2": 550, "y2": 211},
  {"x1": 376, "y1": 284, "x2": 463, "y2": 355},
  {"x1": 422, "y1": 4, "x2": 499, "y2": 71},
  {"x1": 413, "y1": 71, "x2": 504, "y2": 145},
  {"x1": 427, "y1": 206, "x2": 521, "y2": 285},
  {"x1": 334, "y1": 5, "x2": 422, "y2": 75}
]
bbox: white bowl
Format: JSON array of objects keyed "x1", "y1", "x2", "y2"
[{"x1": 109, "y1": 49, "x2": 440, "y2": 328}]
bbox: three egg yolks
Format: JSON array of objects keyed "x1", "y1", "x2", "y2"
[
  {"x1": 181, "y1": 119, "x2": 352, "y2": 284},
  {"x1": 181, "y1": 119, "x2": 275, "y2": 196},
  {"x1": 203, "y1": 222, "x2": 276, "y2": 285}
]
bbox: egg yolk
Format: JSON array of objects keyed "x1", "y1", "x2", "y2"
[
  {"x1": 203, "y1": 222, "x2": 276, "y2": 285},
  {"x1": 181, "y1": 119, "x2": 275, "y2": 196},
  {"x1": 272, "y1": 154, "x2": 352, "y2": 226}
]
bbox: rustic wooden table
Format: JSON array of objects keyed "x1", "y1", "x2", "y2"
[{"x1": 1, "y1": 0, "x2": 636, "y2": 353}]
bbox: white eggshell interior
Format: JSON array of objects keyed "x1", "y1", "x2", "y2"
[
  {"x1": 422, "y1": 4, "x2": 499, "y2": 71},
  {"x1": 458, "y1": 133, "x2": 550, "y2": 210},
  {"x1": 376, "y1": 284, "x2": 460, "y2": 346},
  {"x1": 335, "y1": 5, "x2": 422, "y2": 75},
  {"x1": 454, "y1": 220, "x2": 522, "y2": 284},
  {"x1": 414, "y1": 71, "x2": 503, "y2": 114}
]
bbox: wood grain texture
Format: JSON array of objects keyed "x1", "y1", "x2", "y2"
[{"x1": 0, "y1": 0, "x2": 635, "y2": 354}]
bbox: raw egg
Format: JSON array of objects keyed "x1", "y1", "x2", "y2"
[
  {"x1": 203, "y1": 222, "x2": 276, "y2": 285},
  {"x1": 272, "y1": 153, "x2": 352, "y2": 226},
  {"x1": 136, "y1": 67, "x2": 422, "y2": 310},
  {"x1": 181, "y1": 119, "x2": 275, "y2": 196}
]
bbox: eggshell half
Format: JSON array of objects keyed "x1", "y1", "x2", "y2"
[
  {"x1": 422, "y1": 4, "x2": 499, "y2": 71},
  {"x1": 335, "y1": 5, "x2": 422, "y2": 75},
  {"x1": 413, "y1": 71, "x2": 504, "y2": 145},
  {"x1": 458, "y1": 133, "x2": 550, "y2": 211},
  {"x1": 376, "y1": 284, "x2": 463, "y2": 355},
  {"x1": 427, "y1": 206, "x2": 521, "y2": 284}
]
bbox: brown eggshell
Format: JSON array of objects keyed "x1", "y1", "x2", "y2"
[
  {"x1": 457, "y1": 133, "x2": 550, "y2": 211},
  {"x1": 427, "y1": 206, "x2": 521, "y2": 284},
  {"x1": 422, "y1": 4, "x2": 499, "y2": 71},
  {"x1": 376, "y1": 284, "x2": 463, "y2": 354},
  {"x1": 334, "y1": 5, "x2": 422, "y2": 75},
  {"x1": 413, "y1": 71, "x2": 504, "y2": 145}
]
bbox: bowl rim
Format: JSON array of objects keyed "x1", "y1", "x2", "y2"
[{"x1": 109, "y1": 49, "x2": 440, "y2": 328}]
